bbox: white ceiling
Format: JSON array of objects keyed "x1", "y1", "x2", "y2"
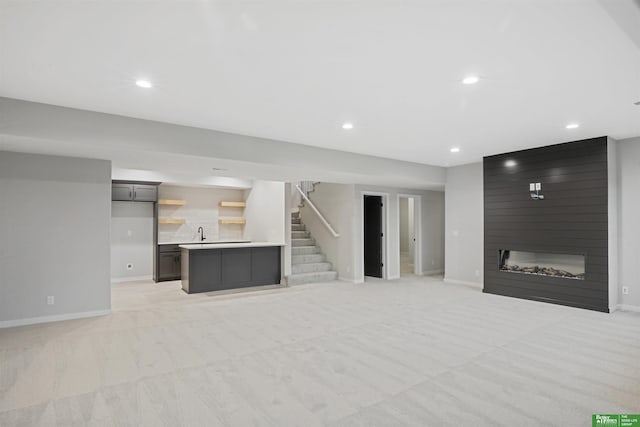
[{"x1": 1, "y1": 0, "x2": 639, "y2": 168}]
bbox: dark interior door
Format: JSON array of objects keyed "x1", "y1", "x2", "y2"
[{"x1": 364, "y1": 195, "x2": 383, "y2": 278}]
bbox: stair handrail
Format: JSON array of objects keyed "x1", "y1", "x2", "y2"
[{"x1": 295, "y1": 184, "x2": 340, "y2": 238}]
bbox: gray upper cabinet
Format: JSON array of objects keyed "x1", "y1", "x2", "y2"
[
  {"x1": 111, "y1": 182, "x2": 158, "y2": 202},
  {"x1": 112, "y1": 183, "x2": 133, "y2": 201},
  {"x1": 132, "y1": 185, "x2": 157, "y2": 202}
]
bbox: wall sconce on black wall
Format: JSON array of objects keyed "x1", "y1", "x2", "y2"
[{"x1": 530, "y1": 182, "x2": 544, "y2": 200}]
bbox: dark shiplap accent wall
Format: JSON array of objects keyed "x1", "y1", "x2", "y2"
[{"x1": 483, "y1": 137, "x2": 609, "y2": 312}]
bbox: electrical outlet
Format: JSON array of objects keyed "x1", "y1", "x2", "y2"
[
  {"x1": 126, "y1": 263, "x2": 133, "y2": 270},
  {"x1": 47, "y1": 296, "x2": 54, "y2": 305},
  {"x1": 431, "y1": 259, "x2": 435, "y2": 266},
  {"x1": 475, "y1": 270, "x2": 480, "y2": 277},
  {"x1": 622, "y1": 286, "x2": 629, "y2": 295},
  {"x1": 127, "y1": 230, "x2": 133, "y2": 237}
]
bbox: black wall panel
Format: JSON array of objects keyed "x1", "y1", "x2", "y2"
[{"x1": 483, "y1": 137, "x2": 609, "y2": 312}]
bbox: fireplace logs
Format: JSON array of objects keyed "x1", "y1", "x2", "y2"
[{"x1": 500, "y1": 264, "x2": 585, "y2": 280}]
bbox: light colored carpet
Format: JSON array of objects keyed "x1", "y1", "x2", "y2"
[
  {"x1": 400, "y1": 252, "x2": 414, "y2": 276},
  {"x1": 1, "y1": 277, "x2": 639, "y2": 426}
]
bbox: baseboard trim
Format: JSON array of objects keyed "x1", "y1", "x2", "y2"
[
  {"x1": 616, "y1": 304, "x2": 640, "y2": 313},
  {"x1": 387, "y1": 275, "x2": 401, "y2": 280},
  {"x1": 111, "y1": 275, "x2": 152, "y2": 284},
  {"x1": 444, "y1": 278, "x2": 484, "y2": 289},
  {"x1": 0, "y1": 309, "x2": 112, "y2": 329},
  {"x1": 339, "y1": 278, "x2": 364, "y2": 284},
  {"x1": 422, "y1": 269, "x2": 444, "y2": 276}
]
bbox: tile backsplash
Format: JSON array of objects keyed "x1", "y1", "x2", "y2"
[{"x1": 157, "y1": 185, "x2": 245, "y2": 243}]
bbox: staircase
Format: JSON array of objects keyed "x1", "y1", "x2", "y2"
[
  {"x1": 289, "y1": 211, "x2": 338, "y2": 286},
  {"x1": 297, "y1": 181, "x2": 318, "y2": 208}
]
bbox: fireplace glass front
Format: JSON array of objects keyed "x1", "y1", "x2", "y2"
[{"x1": 499, "y1": 250, "x2": 585, "y2": 280}]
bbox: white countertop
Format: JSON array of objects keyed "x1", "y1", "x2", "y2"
[
  {"x1": 179, "y1": 242, "x2": 284, "y2": 250},
  {"x1": 159, "y1": 239, "x2": 251, "y2": 245}
]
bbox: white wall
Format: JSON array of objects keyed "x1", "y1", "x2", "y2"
[
  {"x1": 399, "y1": 198, "x2": 409, "y2": 253},
  {"x1": 157, "y1": 185, "x2": 245, "y2": 243},
  {"x1": 111, "y1": 202, "x2": 154, "y2": 280},
  {"x1": 616, "y1": 137, "x2": 640, "y2": 310},
  {"x1": 422, "y1": 191, "x2": 445, "y2": 274},
  {"x1": 300, "y1": 184, "x2": 444, "y2": 283},
  {"x1": 0, "y1": 151, "x2": 111, "y2": 327},
  {"x1": 290, "y1": 184, "x2": 302, "y2": 213},
  {"x1": 353, "y1": 185, "x2": 445, "y2": 281},
  {"x1": 243, "y1": 180, "x2": 286, "y2": 243},
  {"x1": 408, "y1": 198, "x2": 415, "y2": 259},
  {"x1": 299, "y1": 183, "x2": 357, "y2": 281},
  {"x1": 283, "y1": 183, "x2": 293, "y2": 278},
  {"x1": 1, "y1": 97, "x2": 446, "y2": 190},
  {"x1": 444, "y1": 162, "x2": 484, "y2": 287}
]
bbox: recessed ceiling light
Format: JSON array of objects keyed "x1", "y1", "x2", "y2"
[
  {"x1": 505, "y1": 159, "x2": 517, "y2": 167},
  {"x1": 450, "y1": 147, "x2": 460, "y2": 153},
  {"x1": 135, "y1": 79, "x2": 153, "y2": 89},
  {"x1": 342, "y1": 122, "x2": 354, "y2": 130},
  {"x1": 462, "y1": 75, "x2": 480, "y2": 85},
  {"x1": 565, "y1": 123, "x2": 579, "y2": 129}
]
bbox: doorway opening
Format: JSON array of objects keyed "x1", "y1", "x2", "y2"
[
  {"x1": 363, "y1": 194, "x2": 387, "y2": 279},
  {"x1": 399, "y1": 195, "x2": 421, "y2": 276}
]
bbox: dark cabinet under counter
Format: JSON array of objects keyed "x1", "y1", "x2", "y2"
[
  {"x1": 181, "y1": 244, "x2": 282, "y2": 294},
  {"x1": 155, "y1": 244, "x2": 181, "y2": 282}
]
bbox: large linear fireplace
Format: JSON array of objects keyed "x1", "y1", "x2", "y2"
[
  {"x1": 483, "y1": 137, "x2": 611, "y2": 312},
  {"x1": 499, "y1": 250, "x2": 585, "y2": 280}
]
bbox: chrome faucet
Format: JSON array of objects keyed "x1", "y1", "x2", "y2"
[{"x1": 197, "y1": 226, "x2": 206, "y2": 242}]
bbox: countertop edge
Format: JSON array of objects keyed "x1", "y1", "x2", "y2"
[
  {"x1": 159, "y1": 240, "x2": 251, "y2": 246},
  {"x1": 179, "y1": 242, "x2": 285, "y2": 250}
]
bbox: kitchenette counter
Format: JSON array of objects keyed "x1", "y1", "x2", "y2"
[
  {"x1": 159, "y1": 239, "x2": 251, "y2": 246},
  {"x1": 179, "y1": 241, "x2": 283, "y2": 250},
  {"x1": 180, "y1": 242, "x2": 282, "y2": 294}
]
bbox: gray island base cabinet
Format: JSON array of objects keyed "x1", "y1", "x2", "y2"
[{"x1": 181, "y1": 244, "x2": 282, "y2": 294}]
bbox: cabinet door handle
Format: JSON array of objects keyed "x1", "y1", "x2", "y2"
[
  {"x1": 133, "y1": 191, "x2": 137, "y2": 199},
  {"x1": 129, "y1": 190, "x2": 132, "y2": 199}
]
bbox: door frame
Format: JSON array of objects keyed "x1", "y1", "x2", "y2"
[
  {"x1": 361, "y1": 191, "x2": 389, "y2": 280},
  {"x1": 398, "y1": 194, "x2": 423, "y2": 276}
]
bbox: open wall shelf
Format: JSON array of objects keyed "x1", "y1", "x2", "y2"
[
  {"x1": 159, "y1": 199, "x2": 186, "y2": 206},
  {"x1": 219, "y1": 201, "x2": 246, "y2": 208},
  {"x1": 159, "y1": 218, "x2": 186, "y2": 225},
  {"x1": 219, "y1": 218, "x2": 246, "y2": 225}
]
